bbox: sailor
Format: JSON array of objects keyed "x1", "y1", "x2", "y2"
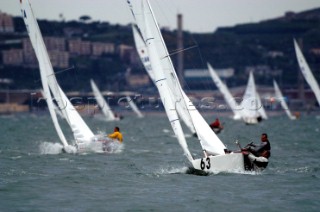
[
  {"x1": 244, "y1": 133, "x2": 271, "y2": 159},
  {"x1": 108, "y1": 126, "x2": 123, "y2": 143},
  {"x1": 209, "y1": 118, "x2": 223, "y2": 130}
]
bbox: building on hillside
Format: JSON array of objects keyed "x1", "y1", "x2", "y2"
[
  {"x1": 48, "y1": 50, "x2": 69, "y2": 68},
  {"x1": 184, "y1": 68, "x2": 235, "y2": 90},
  {"x1": 118, "y1": 44, "x2": 138, "y2": 65},
  {"x1": 92, "y1": 42, "x2": 115, "y2": 56},
  {"x1": 43, "y1": 37, "x2": 66, "y2": 51},
  {"x1": 2, "y1": 49, "x2": 23, "y2": 65},
  {"x1": 0, "y1": 12, "x2": 14, "y2": 33},
  {"x1": 68, "y1": 39, "x2": 91, "y2": 55}
]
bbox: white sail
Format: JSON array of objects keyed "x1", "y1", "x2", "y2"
[
  {"x1": 132, "y1": 24, "x2": 196, "y2": 134},
  {"x1": 20, "y1": 0, "x2": 69, "y2": 147},
  {"x1": 129, "y1": 0, "x2": 227, "y2": 156},
  {"x1": 240, "y1": 71, "x2": 267, "y2": 124},
  {"x1": 207, "y1": 63, "x2": 242, "y2": 120},
  {"x1": 40, "y1": 90, "x2": 64, "y2": 119},
  {"x1": 140, "y1": 1, "x2": 193, "y2": 162},
  {"x1": 20, "y1": 0, "x2": 94, "y2": 145},
  {"x1": 273, "y1": 80, "x2": 296, "y2": 120},
  {"x1": 90, "y1": 79, "x2": 117, "y2": 121},
  {"x1": 294, "y1": 39, "x2": 320, "y2": 106},
  {"x1": 126, "y1": 96, "x2": 144, "y2": 118},
  {"x1": 256, "y1": 88, "x2": 268, "y2": 120}
]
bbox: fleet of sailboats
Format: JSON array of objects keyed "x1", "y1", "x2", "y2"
[{"x1": 20, "y1": 0, "x2": 320, "y2": 174}]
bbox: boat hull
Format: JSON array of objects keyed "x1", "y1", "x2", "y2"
[
  {"x1": 192, "y1": 153, "x2": 245, "y2": 173},
  {"x1": 192, "y1": 152, "x2": 268, "y2": 173}
]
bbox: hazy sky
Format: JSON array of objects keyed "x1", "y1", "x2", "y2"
[{"x1": 2, "y1": 0, "x2": 320, "y2": 32}]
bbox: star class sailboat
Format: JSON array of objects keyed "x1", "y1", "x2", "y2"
[
  {"x1": 20, "y1": 0, "x2": 113, "y2": 152},
  {"x1": 127, "y1": 0, "x2": 268, "y2": 172}
]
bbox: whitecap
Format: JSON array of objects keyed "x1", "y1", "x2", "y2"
[{"x1": 39, "y1": 142, "x2": 63, "y2": 155}]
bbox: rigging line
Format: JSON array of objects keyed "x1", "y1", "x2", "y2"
[
  {"x1": 161, "y1": 45, "x2": 198, "y2": 59},
  {"x1": 34, "y1": 65, "x2": 75, "y2": 83},
  {"x1": 48, "y1": 65, "x2": 75, "y2": 77}
]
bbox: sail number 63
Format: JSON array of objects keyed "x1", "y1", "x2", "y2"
[{"x1": 200, "y1": 158, "x2": 211, "y2": 170}]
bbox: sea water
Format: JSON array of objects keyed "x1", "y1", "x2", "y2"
[{"x1": 0, "y1": 112, "x2": 319, "y2": 211}]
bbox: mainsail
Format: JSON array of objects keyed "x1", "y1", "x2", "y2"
[
  {"x1": 132, "y1": 24, "x2": 195, "y2": 134},
  {"x1": 20, "y1": 0, "x2": 94, "y2": 146},
  {"x1": 240, "y1": 71, "x2": 267, "y2": 124},
  {"x1": 126, "y1": 96, "x2": 144, "y2": 118},
  {"x1": 207, "y1": 63, "x2": 242, "y2": 120},
  {"x1": 294, "y1": 39, "x2": 320, "y2": 106},
  {"x1": 90, "y1": 79, "x2": 117, "y2": 121},
  {"x1": 128, "y1": 0, "x2": 226, "y2": 157},
  {"x1": 273, "y1": 80, "x2": 296, "y2": 120}
]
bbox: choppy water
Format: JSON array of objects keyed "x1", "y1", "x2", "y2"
[{"x1": 0, "y1": 112, "x2": 319, "y2": 211}]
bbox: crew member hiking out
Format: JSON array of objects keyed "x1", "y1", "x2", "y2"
[{"x1": 108, "y1": 126, "x2": 123, "y2": 143}]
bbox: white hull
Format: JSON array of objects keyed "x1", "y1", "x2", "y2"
[
  {"x1": 192, "y1": 153, "x2": 245, "y2": 173},
  {"x1": 243, "y1": 117, "x2": 260, "y2": 125},
  {"x1": 76, "y1": 137, "x2": 121, "y2": 153}
]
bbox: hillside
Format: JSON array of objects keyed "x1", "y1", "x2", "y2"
[{"x1": 1, "y1": 7, "x2": 320, "y2": 91}]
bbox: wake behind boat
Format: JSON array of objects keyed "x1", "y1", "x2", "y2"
[{"x1": 127, "y1": 0, "x2": 269, "y2": 173}]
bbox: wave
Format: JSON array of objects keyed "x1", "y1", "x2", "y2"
[
  {"x1": 154, "y1": 166, "x2": 190, "y2": 175},
  {"x1": 39, "y1": 142, "x2": 64, "y2": 155}
]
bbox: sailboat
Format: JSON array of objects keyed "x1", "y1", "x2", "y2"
[
  {"x1": 207, "y1": 63, "x2": 242, "y2": 120},
  {"x1": 127, "y1": 0, "x2": 268, "y2": 172},
  {"x1": 126, "y1": 95, "x2": 144, "y2": 118},
  {"x1": 132, "y1": 24, "x2": 197, "y2": 136},
  {"x1": 294, "y1": 39, "x2": 320, "y2": 106},
  {"x1": 240, "y1": 71, "x2": 268, "y2": 124},
  {"x1": 273, "y1": 80, "x2": 296, "y2": 120},
  {"x1": 90, "y1": 79, "x2": 120, "y2": 121},
  {"x1": 20, "y1": 0, "x2": 112, "y2": 152}
]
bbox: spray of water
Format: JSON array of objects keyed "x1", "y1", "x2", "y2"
[{"x1": 39, "y1": 142, "x2": 64, "y2": 155}]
